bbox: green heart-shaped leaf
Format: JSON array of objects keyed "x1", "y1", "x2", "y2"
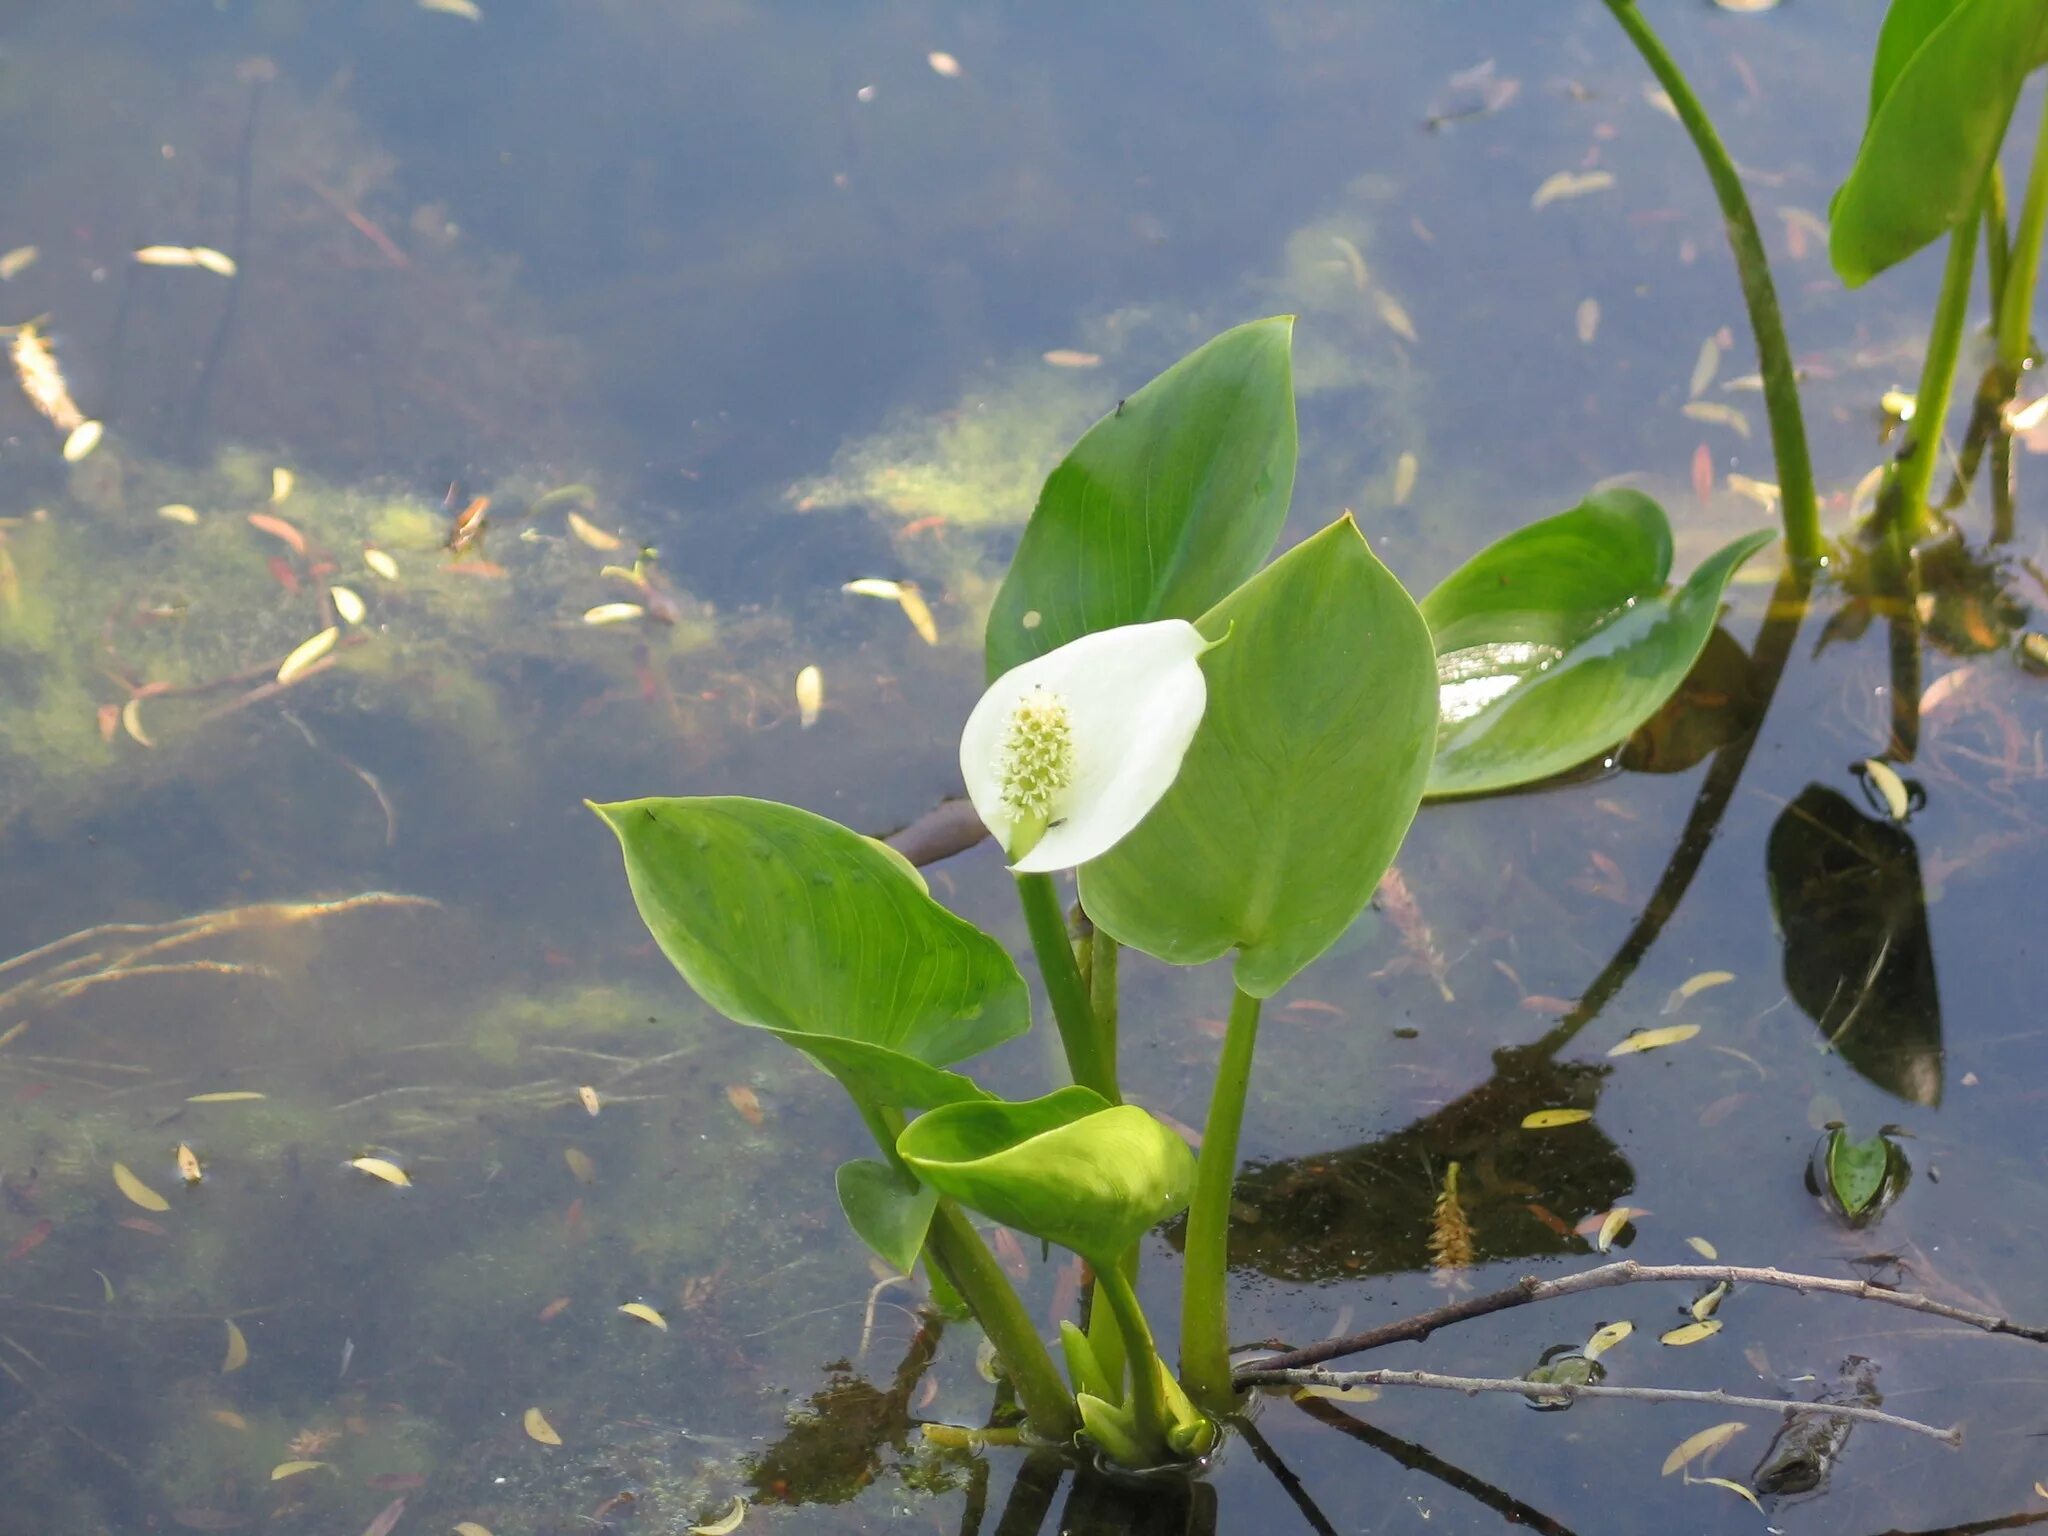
[
  {"x1": 896, "y1": 1087, "x2": 1196, "y2": 1261},
  {"x1": 1421, "y1": 492, "x2": 1773, "y2": 799},
  {"x1": 985, "y1": 317, "x2": 1297, "y2": 678},
  {"x1": 1831, "y1": 0, "x2": 2048, "y2": 286},
  {"x1": 835, "y1": 1159, "x2": 940, "y2": 1275},
  {"x1": 593, "y1": 796, "x2": 1028, "y2": 1107},
  {"x1": 1078, "y1": 514, "x2": 1439, "y2": 998}
]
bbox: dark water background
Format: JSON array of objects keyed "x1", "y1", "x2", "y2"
[{"x1": 4, "y1": 3, "x2": 2048, "y2": 1533}]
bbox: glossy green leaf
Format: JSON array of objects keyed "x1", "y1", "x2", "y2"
[
  {"x1": 835, "y1": 1159, "x2": 939, "y2": 1275},
  {"x1": 896, "y1": 1087, "x2": 1196, "y2": 1261},
  {"x1": 1079, "y1": 515, "x2": 1438, "y2": 998},
  {"x1": 1830, "y1": 0, "x2": 2048, "y2": 286},
  {"x1": 985, "y1": 317, "x2": 1297, "y2": 678},
  {"x1": 593, "y1": 797, "x2": 1027, "y2": 1107},
  {"x1": 1060, "y1": 1320, "x2": 1118, "y2": 1403},
  {"x1": 1421, "y1": 492, "x2": 1773, "y2": 799}
]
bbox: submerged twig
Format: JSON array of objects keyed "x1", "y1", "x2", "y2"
[
  {"x1": 1246, "y1": 1368, "x2": 1962, "y2": 1446},
  {"x1": 1236, "y1": 1259, "x2": 2048, "y2": 1380}
]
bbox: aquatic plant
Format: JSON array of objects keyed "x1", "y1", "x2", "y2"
[{"x1": 598, "y1": 319, "x2": 1770, "y2": 1467}]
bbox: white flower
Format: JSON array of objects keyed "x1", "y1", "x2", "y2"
[{"x1": 960, "y1": 619, "x2": 1210, "y2": 872}]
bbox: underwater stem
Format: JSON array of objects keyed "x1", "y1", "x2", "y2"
[
  {"x1": 1997, "y1": 89, "x2": 2048, "y2": 376},
  {"x1": 1014, "y1": 872, "x2": 1118, "y2": 1102},
  {"x1": 1179, "y1": 984, "x2": 1263, "y2": 1411},
  {"x1": 1601, "y1": 0, "x2": 1821, "y2": 566},
  {"x1": 1893, "y1": 207, "x2": 1983, "y2": 544}
]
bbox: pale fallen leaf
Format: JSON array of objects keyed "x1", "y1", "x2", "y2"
[
  {"x1": 1576, "y1": 297, "x2": 1600, "y2": 344},
  {"x1": 277, "y1": 627, "x2": 339, "y2": 685},
  {"x1": 0, "y1": 245, "x2": 38, "y2": 280},
  {"x1": 222, "y1": 1318, "x2": 249, "y2": 1372},
  {"x1": 1862, "y1": 757, "x2": 1910, "y2": 821},
  {"x1": 927, "y1": 51, "x2": 962, "y2": 77},
  {"x1": 1042, "y1": 349, "x2": 1101, "y2": 369},
  {"x1": 1688, "y1": 336, "x2": 1721, "y2": 399},
  {"x1": 271, "y1": 467, "x2": 294, "y2": 503},
  {"x1": 453, "y1": 1525, "x2": 495, "y2": 1536},
  {"x1": 1291, "y1": 1382, "x2": 1381, "y2": 1403},
  {"x1": 349, "y1": 1156, "x2": 411, "y2": 1188},
  {"x1": 121, "y1": 697, "x2": 155, "y2": 749},
  {"x1": 187, "y1": 1091, "x2": 265, "y2": 1102},
  {"x1": 189, "y1": 247, "x2": 237, "y2": 277},
  {"x1": 1686, "y1": 1473, "x2": 1763, "y2": 1511},
  {"x1": 618, "y1": 1301, "x2": 669, "y2": 1331},
  {"x1": 1725, "y1": 473, "x2": 1779, "y2": 512},
  {"x1": 523, "y1": 1406, "x2": 561, "y2": 1445},
  {"x1": 364, "y1": 548, "x2": 401, "y2": 581},
  {"x1": 1522, "y1": 1108, "x2": 1591, "y2": 1129},
  {"x1": 582, "y1": 603, "x2": 645, "y2": 625},
  {"x1": 896, "y1": 583, "x2": 939, "y2": 645},
  {"x1": 1392, "y1": 451, "x2": 1419, "y2": 507},
  {"x1": 1682, "y1": 400, "x2": 1750, "y2": 438},
  {"x1": 1608, "y1": 1023, "x2": 1700, "y2": 1057},
  {"x1": 135, "y1": 245, "x2": 200, "y2": 267},
  {"x1": 361, "y1": 1496, "x2": 408, "y2": 1536},
  {"x1": 158, "y1": 504, "x2": 201, "y2": 525},
  {"x1": 1373, "y1": 290, "x2": 1418, "y2": 343},
  {"x1": 208, "y1": 1409, "x2": 249, "y2": 1430},
  {"x1": 1692, "y1": 1280, "x2": 1730, "y2": 1321},
  {"x1": 796, "y1": 665, "x2": 824, "y2": 729},
  {"x1": 331, "y1": 586, "x2": 367, "y2": 626},
  {"x1": 1531, "y1": 170, "x2": 1615, "y2": 210},
  {"x1": 1583, "y1": 1320, "x2": 1633, "y2": 1361},
  {"x1": 564, "y1": 1147, "x2": 597, "y2": 1184},
  {"x1": 1661, "y1": 1419, "x2": 1746, "y2": 1475},
  {"x1": 271, "y1": 1461, "x2": 331, "y2": 1481},
  {"x1": 1595, "y1": 1206, "x2": 1641, "y2": 1252},
  {"x1": 113, "y1": 1161, "x2": 171, "y2": 1212},
  {"x1": 1662, "y1": 970, "x2": 1735, "y2": 1014},
  {"x1": 567, "y1": 510, "x2": 622, "y2": 551},
  {"x1": 842, "y1": 578, "x2": 904, "y2": 600},
  {"x1": 177, "y1": 1144, "x2": 203, "y2": 1184},
  {"x1": 1642, "y1": 84, "x2": 1679, "y2": 120},
  {"x1": 420, "y1": 0, "x2": 482, "y2": 17},
  {"x1": 1660, "y1": 1319, "x2": 1723, "y2": 1347},
  {"x1": 62, "y1": 420, "x2": 103, "y2": 462},
  {"x1": 577, "y1": 1085, "x2": 601, "y2": 1117},
  {"x1": 725, "y1": 1084, "x2": 765, "y2": 1126},
  {"x1": 1686, "y1": 1235, "x2": 1719, "y2": 1260}
]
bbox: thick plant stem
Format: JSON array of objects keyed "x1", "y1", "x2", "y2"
[
  {"x1": 862, "y1": 1106, "x2": 1078, "y2": 1441},
  {"x1": 1094, "y1": 1261, "x2": 1170, "y2": 1457},
  {"x1": 1079, "y1": 926, "x2": 1131, "y2": 1396},
  {"x1": 1014, "y1": 872, "x2": 1118, "y2": 1102},
  {"x1": 1892, "y1": 211, "x2": 1982, "y2": 545},
  {"x1": 1179, "y1": 985, "x2": 1263, "y2": 1411},
  {"x1": 1601, "y1": 0, "x2": 1822, "y2": 567},
  {"x1": 1998, "y1": 90, "x2": 2048, "y2": 376}
]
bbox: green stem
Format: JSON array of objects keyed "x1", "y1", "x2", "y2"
[
  {"x1": 1601, "y1": 0, "x2": 1822, "y2": 567},
  {"x1": 1079, "y1": 927, "x2": 1130, "y2": 1396},
  {"x1": 1997, "y1": 89, "x2": 2048, "y2": 376},
  {"x1": 861, "y1": 1106, "x2": 1078, "y2": 1442},
  {"x1": 1093, "y1": 1261, "x2": 1170, "y2": 1458},
  {"x1": 1985, "y1": 163, "x2": 2011, "y2": 322},
  {"x1": 1893, "y1": 210, "x2": 1982, "y2": 544},
  {"x1": 1179, "y1": 985, "x2": 1263, "y2": 1412},
  {"x1": 1014, "y1": 872, "x2": 1117, "y2": 1102}
]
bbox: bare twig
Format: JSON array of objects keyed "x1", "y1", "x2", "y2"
[
  {"x1": 1242, "y1": 1368, "x2": 1962, "y2": 1446},
  {"x1": 883, "y1": 797, "x2": 988, "y2": 867},
  {"x1": 1236, "y1": 1259, "x2": 2048, "y2": 1380}
]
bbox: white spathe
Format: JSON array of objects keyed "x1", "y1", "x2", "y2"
[{"x1": 961, "y1": 619, "x2": 1209, "y2": 872}]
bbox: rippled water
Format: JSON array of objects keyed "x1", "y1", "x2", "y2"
[{"x1": 5, "y1": 4, "x2": 2048, "y2": 1533}]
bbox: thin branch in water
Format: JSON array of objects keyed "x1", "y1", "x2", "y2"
[
  {"x1": 1245, "y1": 1368, "x2": 1962, "y2": 1446},
  {"x1": 1237, "y1": 1259, "x2": 2048, "y2": 1379}
]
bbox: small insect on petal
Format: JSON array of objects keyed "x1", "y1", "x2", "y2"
[
  {"x1": 618, "y1": 1301, "x2": 668, "y2": 1331},
  {"x1": 523, "y1": 1407, "x2": 562, "y2": 1446},
  {"x1": 189, "y1": 247, "x2": 237, "y2": 277},
  {"x1": 795, "y1": 665, "x2": 824, "y2": 729},
  {"x1": 159, "y1": 504, "x2": 201, "y2": 525},
  {"x1": 564, "y1": 1147, "x2": 597, "y2": 1184},
  {"x1": 277, "y1": 627, "x2": 339, "y2": 686},
  {"x1": 113, "y1": 1162, "x2": 171, "y2": 1212},
  {"x1": 724, "y1": 1084, "x2": 765, "y2": 1127},
  {"x1": 271, "y1": 1461, "x2": 331, "y2": 1481},
  {"x1": 1575, "y1": 298, "x2": 1600, "y2": 344},
  {"x1": 0, "y1": 245, "x2": 38, "y2": 280},
  {"x1": 222, "y1": 1319, "x2": 249, "y2": 1372},
  {"x1": 1862, "y1": 757, "x2": 1911, "y2": 821},
  {"x1": 1608, "y1": 1023, "x2": 1701, "y2": 1057},
  {"x1": 364, "y1": 548, "x2": 400, "y2": 581},
  {"x1": 927, "y1": 51, "x2": 962, "y2": 76},
  {"x1": 1662, "y1": 1420, "x2": 1747, "y2": 1475},
  {"x1": 566, "y1": 510, "x2": 622, "y2": 550},
  {"x1": 331, "y1": 586, "x2": 367, "y2": 626},
  {"x1": 1583, "y1": 1320, "x2": 1633, "y2": 1362},
  {"x1": 247, "y1": 512, "x2": 306, "y2": 554},
  {"x1": 135, "y1": 245, "x2": 200, "y2": 267},
  {"x1": 1662, "y1": 970, "x2": 1734, "y2": 1014},
  {"x1": 62, "y1": 420, "x2": 103, "y2": 462},
  {"x1": 582, "y1": 603, "x2": 645, "y2": 625},
  {"x1": 349, "y1": 1156, "x2": 411, "y2": 1187},
  {"x1": 1686, "y1": 1473, "x2": 1763, "y2": 1511},
  {"x1": 577, "y1": 1085, "x2": 601, "y2": 1117},
  {"x1": 177, "y1": 1144, "x2": 203, "y2": 1184},
  {"x1": 187, "y1": 1091, "x2": 265, "y2": 1102},
  {"x1": 1392, "y1": 451, "x2": 1419, "y2": 507},
  {"x1": 1042, "y1": 349, "x2": 1100, "y2": 369},
  {"x1": 896, "y1": 582, "x2": 939, "y2": 645},
  {"x1": 121, "y1": 697, "x2": 155, "y2": 749},
  {"x1": 1660, "y1": 1319, "x2": 1722, "y2": 1347},
  {"x1": 1522, "y1": 1108, "x2": 1591, "y2": 1130}
]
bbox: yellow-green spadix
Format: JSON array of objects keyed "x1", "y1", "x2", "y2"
[{"x1": 959, "y1": 619, "x2": 1209, "y2": 872}]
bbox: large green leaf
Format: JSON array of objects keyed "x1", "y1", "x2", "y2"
[
  {"x1": 984, "y1": 317, "x2": 1298, "y2": 678},
  {"x1": 593, "y1": 796, "x2": 1027, "y2": 1108},
  {"x1": 896, "y1": 1087, "x2": 1196, "y2": 1262},
  {"x1": 1831, "y1": 0, "x2": 2048, "y2": 286},
  {"x1": 1078, "y1": 515, "x2": 1438, "y2": 998},
  {"x1": 835, "y1": 1159, "x2": 940, "y2": 1274},
  {"x1": 1420, "y1": 492, "x2": 1773, "y2": 800}
]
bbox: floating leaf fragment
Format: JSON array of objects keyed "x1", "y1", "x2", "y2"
[
  {"x1": 113, "y1": 1162, "x2": 171, "y2": 1212},
  {"x1": 1531, "y1": 170, "x2": 1615, "y2": 210},
  {"x1": 189, "y1": 247, "x2": 237, "y2": 277},
  {"x1": 271, "y1": 467, "x2": 294, "y2": 502},
  {"x1": 927, "y1": 51, "x2": 961, "y2": 77},
  {"x1": 0, "y1": 245, "x2": 37, "y2": 280},
  {"x1": 1660, "y1": 1319, "x2": 1722, "y2": 1347},
  {"x1": 577, "y1": 1085, "x2": 601, "y2": 1117},
  {"x1": 361, "y1": 1496, "x2": 408, "y2": 1536},
  {"x1": 1861, "y1": 757, "x2": 1910, "y2": 821},
  {"x1": 62, "y1": 420, "x2": 103, "y2": 461},
  {"x1": 618, "y1": 1301, "x2": 668, "y2": 1331},
  {"x1": 1608, "y1": 1023, "x2": 1700, "y2": 1057},
  {"x1": 121, "y1": 697, "x2": 155, "y2": 748},
  {"x1": 208, "y1": 1409, "x2": 249, "y2": 1431},
  {"x1": 1686, "y1": 1473, "x2": 1763, "y2": 1511},
  {"x1": 1688, "y1": 337, "x2": 1722, "y2": 399},
  {"x1": 349, "y1": 1156, "x2": 411, "y2": 1188},
  {"x1": 177, "y1": 1144, "x2": 203, "y2": 1184},
  {"x1": 581, "y1": 603, "x2": 645, "y2": 626},
  {"x1": 563, "y1": 1147, "x2": 597, "y2": 1184},
  {"x1": 1583, "y1": 1320, "x2": 1633, "y2": 1362},
  {"x1": 1663, "y1": 971, "x2": 1734, "y2": 1014},
  {"x1": 452, "y1": 1526, "x2": 494, "y2": 1536},
  {"x1": 271, "y1": 1461, "x2": 331, "y2": 1481},
  {"x1": 566, "y1": 511, "x2": 621, "y2": 551},
  {"x1": 689, "y1": 1496, "x2": 747, "y2": 1536},
  {"x1": 135, "y1": 245, "x2": 200, "y2": 267},
  {"x1": 1725, "y1": 474, "x2": 1779, "y2": 512},
  {"x1": 420, "y1": 0, "x2": 482, "y2": 15},
  {"x1": 0, "y1": 1021, "x2": 23, "y2": 1050},
  {"x1": 222, "y1": 1319, "x2": 249, "y2": 1372},
  {"x1": 1575, "y1": 298, "x2": 1600, "y2": 344},
  {"x1": 277, "y1": 627, "x2": 339, "y2": 686},
  {"x1": 331, "y1": 586, "x2": 367, "y2": 626},
  {"x1": 842, "y1": 578, "x2": 904, "y2": 600},
  {"x1": 1042, "y1": 349, "x2": 1101, "y2": 369},
  {"x1": 159, "y1": 504, "x2": 201, "y2": 525},
  {"x1": 1595, "y1": 1206, "x2": 1641, "y2": 1252},
  {"x1": 1662, "y1": 1420, "x2": 1747, "y2": 1475},
  {"x1": 1692, "y1": 1280, "x2": 1729, "y2": 1321},
  {"x1": 1291, "y1": 1382, "x2": 1381, "y2": 1403},
  {"x1": 522, "y1": 1407, "x2": 561, "y2": 1445},
  {"x1": 1682, "y1": 400, "x2": 1750, "y2": 438},
  {"x1": 1392, "y1": 451, "x2": 1419, "y2": 507},
  {"x1": 795, "y1": 665, "x2": 824, "y2": 728},
  {"x1": 187, "y1": 1091, "x2": 266, "y2": 1103},
  {"x1": 724, "y1": 1084, "x2": 765, "y2": 1126},
  {"x1": 12, "y1": 322, "x2": 84, "y2": 430},
  {"x1": 1686, "y1": 1236, "x2": 1719, "y2": 1260},
  {"x1": 5, "y1": 1218, "x2": 52, "y2": 1263},
  {"x1": 1522, "y1": 1108, "x2": 1591, "y2": 1129},
  {"x1": 537, "y1": 1297, "x2": 571, "y2": 1322},
  {"x1": 364, "y1": 548, "x2": 400, "y2": 580},
  {"x1": 1373, "y1": 290, "x2": 1418, "y2": 343},
  {"x1": 895, "y1": 582, "x2": 939, "y2": 645}
]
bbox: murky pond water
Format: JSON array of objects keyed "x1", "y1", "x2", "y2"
[{"x1": 6, "y1": 4, "x2": 2048, "y2": 1533}]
